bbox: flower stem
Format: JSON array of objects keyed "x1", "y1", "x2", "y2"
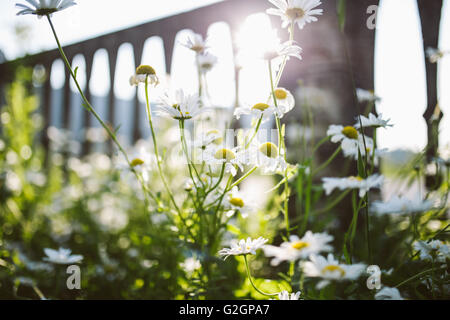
[
  {"x1": 144, "y1": 78, "x2": 182, "y2": 214},
  {"x1": 268, "y1": 59, "x2": 290, "y2": 237},
  {"x1": 227, "y1": 166, "x2": 257, "y2": 191},
  {"x1": 312, "y1": 146, "x2": 342, "y2": 176},
  {"x1": 243, "y1": 255, "x2": 279, "y2": 297},
  {"x1": 245, "y1": 114, "x2": 263, "y2": 149},
  {"x1": 46, "y1": 15, "x2": 156, "y2": 203}
]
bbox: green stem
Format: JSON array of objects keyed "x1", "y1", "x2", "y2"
[
  {"x1": 312, "y1": 146, "x2": 342, "y2": 176},
  {"x1": 205, "y1": 162, "x2": 226, "y2": 196},
  {"x1": 395, "y1": 266, "x2": 445, "y2": 288},
  {"x1": 144, "y1": 78, "x2": 182, "y2": 213},
  {"x1": 268, "y1": 59, "x2": 290, "y2": 237},
  {"x1": 245, "y1": 114, "x2": 263, "y2": 149},
  {"x1": 46, "y1": 15, "x2": 156, "y2": 203},
  {"x1": 179, "y1": 120, "x2": 199, "y2": 189},
  {"x1": 227, "y1": 166, "x2": 257, "y2": 191},
  {"x1": 243, "y1": 255, "x2": 279, "y2": 297}
]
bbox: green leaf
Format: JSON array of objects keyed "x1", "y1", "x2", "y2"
[
  {"x1": 226, "y1": 224, "x2": 241, "y2": 236},
  {"x1": 74, "y1": 66, "x2": 79, "y2": 79},
  {"x1": 337, "y1": 0, "x2": 346, "y2": 32}
]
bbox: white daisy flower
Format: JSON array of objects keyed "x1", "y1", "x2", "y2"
[
  {"x1": 218, "y1": 237, "x2": 268, "y2": 259},
  {"x1": 203, "y1": 146, "x2": 246, "y2": 177},
  {"x1": 181, "y1": 33, "x2": 208, "y2": 53},
  {"x1": 264, "y1": 40, "x2": 303, "y2": 62},
  {"x1": 371, "y1": 195, "x2": 433, "y2": 216},
  {"x1": 327, "y1": 124, "x2": 361, "y2": 143},
  {"x1": 223, "y1": 186, "x2": 257, "y2": 218},
  {"x1": 191, "y1": 129, "x2": 223, "y2": 151},
  {"x1": 354, "y1": 113, "x2": 392, "y2": 129},
  {"x1": 356, "y1": 88, "x2": 381, "y2": 103},
  {"x1": 129, "y1": 65, "x2": 159, "y2": 87},
  {"x1": 340, "y1": 136, "x2": 388, "y2": 165},
  {"x1": 413, "y1": 240, "x2": 449, "y2": 262},
  {"x1": 247, "y1": 141, "x2": 288, "y2": 175},
  {"x1": 155, "y1": 89, "x2": 208, "y2": 120},
  {"x1": 197, "y1": 52, "x2": 218, "y2": 73},
  {"x1": 263, "y1": 231, "x2": 333, "y2": 266},
  {"x1": 234, "y1": 102, "x2": 277, "y2": 124},
  {"x1": 267, "y1": 0, "x2": 323, "y2": 30},
  {"x1": 43, "y1": 248, "x2": 83, "y2": 265},
  {"x1": 302, "y1": 253, "x2": 366, "y2": 289},
  {"x1": 16, "y1": 0, "x2": 76, "y2": 17},
  {"x1": 278, "y1": 290, "x2": 301, "y2": 300},
  {"x1": 322, "y1": 174, "x2": 384, "y2": 198},
  {"x1": 375, "y1": 287, "x2": 404, "y2": 300},
  {"x1": 270, "y1": 87, "x2": 296, "y2": 117}
]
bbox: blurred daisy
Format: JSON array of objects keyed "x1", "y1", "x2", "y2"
[
  {"x1": 203, "y1": 146, "x2": 246, "y2": 177},
  {"x1": 413, "y1": 240, "x2": 449, "y2": 262},
  {"x1": 218, "y1": 237, "x2": 268, "y2": 259},
  {"x1": 234, "y1": 102, "x2": 277, "y2": 124},
  {"x1": 197, "y1": 53, "x2": 218, "y2": 73},
  {"x1": 16, "y1": 0, "x2": 76, "y2": 17},
  {"x1": 247, "y1": 141, "x2": 288, "y2": 175},
  {"x1": 356, "y1": 88, "x2": 380, "y2": 103},
  {"x1": 155, "y1": 89, "x2": 207, "y2": 120},
  {"x1": 267, "y1": 0, "x2": 323, "y2": 30},
  {"x1": 341, "y1": 137, "x2": 388, "y2": 165},
  {"x1": 278, "y1": 290, "x2": 301, "y2": 300},
  {"x1": 129, "y1": 65, "x2": 159, "y2": 87},
  {"x1": 302, "y1": 253, "x2": 366, "y2": 289},
  {"x1": 354, "y1": 113, "x2": 392, "y2": 129},
  {"x1": 322, "y1": 174, "x2": 384, "y2": 198},
  {"x1": 223, "y1": 186, "x2": 256, "y2": 218},
  {"x1": 270, "y1": 87, "x2": 296, "y2": 117},
  {"x1": 263, "y1": 231, "x2": 333, "y2": 266},
  {"x1": 264, "y1": 41, "x2": 303, "y2": 62},
  {"x1": 371, "y1": 196, "x2": 433, "y2": 216},
  {"x1": 181, "y1": 33, "x2": 208, "y2": 53},
  {"x1": 375, "y1": 287, "x2": 404, "y2": 300},
  {"x1": 43, "y1": 248, "x2": 83, "y2": 264},
  {"x1": 192, "y1": 129, "x2": 223, "y2": 150}
]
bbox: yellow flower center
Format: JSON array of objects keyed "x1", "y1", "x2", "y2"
[
  {"x1": 252, "y1": 103, "x2": 270, "y2": 112},
  {"x1": 342, "y1": 126, "x2": 358, "y2": 140},
  {"x1": 230, "y1": 197, "x2": 244, "y2": 208},
  {"x1": 214, "y1": 148, "x2": 236, "y2": 161},
  {"x1": 291, "y1": 241, "x2": 309, "y2": 250},
  {"x1": 35, "y1": 8, "x2": 58, "y2": 15},
  {"x1": 322, "y1": 265, "x2": 346, "y2": 277},
  {"x1": 349, "y1": 176, "x2": 364, "y2": 181},
  {"x1": 136, "y1": 65, "x2": 156, "y2": 75},
  {"x1": 274, "y1": 89, "x2": 288, "y2": 100},
  {"x1": 201, "y1": 63, "x2": 213, "y2": 70},
  {"x1": 259, "y1": 142, "x2": 279, "y2": 158},
  {"x1": 191, "y1": 45, "x2": 204, "y2": 52},
  {"x1": 131, "y1": 158, "x2": 144, "y2": 167},
  {"x1": 286, "y1": 7, "x2": 306, "y2": 20}
]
